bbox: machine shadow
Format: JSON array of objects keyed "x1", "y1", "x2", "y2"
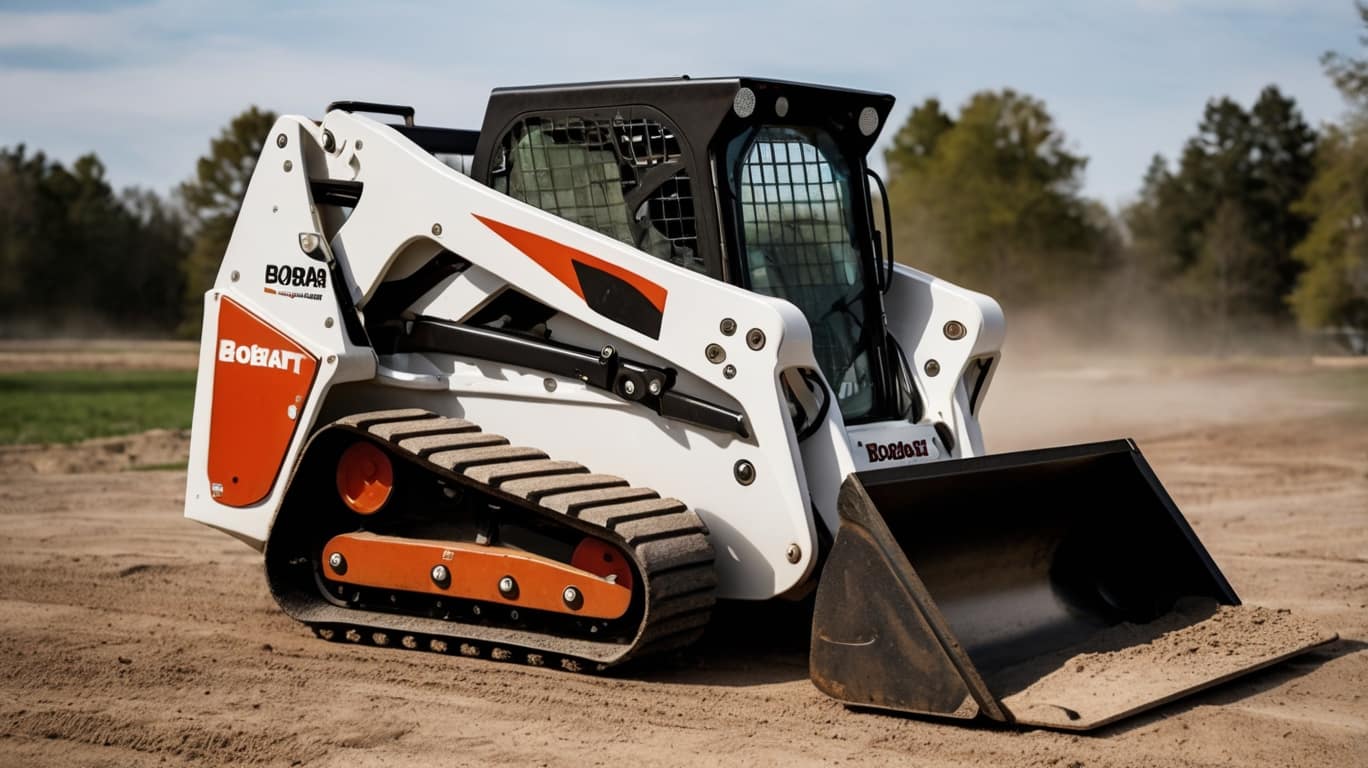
[{"x1": 635, "y1": 597, "x2": 817, "y2": 687}]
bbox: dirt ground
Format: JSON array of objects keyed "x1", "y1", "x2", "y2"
[
  {"x1": 0, "y1": 430, "x2": 190, "y2": 475},
  {"x1": 1, "y1": 352, "x2": 1365, "y2": 767}
]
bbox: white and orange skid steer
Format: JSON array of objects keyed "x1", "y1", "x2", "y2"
[{"x1": 184, "y1": 78, "x2": 1333, "y2": 730}]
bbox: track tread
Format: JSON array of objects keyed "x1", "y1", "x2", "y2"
[
  {"x1": 396, "y1": 432, "x2": 508, "y2": 457},
  {"x1": 501, "y1": 473, "x2": 629, "y2": 502},
  {"x1": 650, "y1": 565, "x2": 719, "y2": 600},
  {"x1": 637, "y1": 534, "x2": 715, "y2": 575},
  {"x1": 612, "y1": 511, "x2": 708, "y2": 543},
  {"x1": 338, "y1": 409, "x2": 437, "y2": 428},
  {"x1": 540, "y1": 486, "x2": 660, "y2": 515},
  {"x1": 369, "y1": 417, "x2": 480, "y2": 442},
  {"x1": 282, "y1": 409, "x2": 718, "y2": 672},
  {"x1": 577, "y1": 498, "x2": 687, "y2": 530},
  {"x1": 465, "y1": 459, "x2": 588, "y2": 486},
  {"x1": 429, "y1": 445, "x2": 547, "y2": 471}
]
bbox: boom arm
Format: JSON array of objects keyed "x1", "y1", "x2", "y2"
[{"x1": 186, "y1": 112, "x2": 845, "y2": 599}]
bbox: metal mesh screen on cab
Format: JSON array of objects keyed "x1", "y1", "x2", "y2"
[
  {"x1": 739, "y1": 129, "x2": 866, "y2": 398},
  {"x1": 493, "y1": 115, "x2": 703, "y2": 273}
]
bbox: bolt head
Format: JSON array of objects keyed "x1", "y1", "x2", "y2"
[
  {"x1": 431, "y1": 223, "x2": 443, "y2": 236},
  {"x1": 498, "y1": 575, "x2": 517, "y2": 596},
  {"x1": 230, "y1": 270, "x2": 240, "y2": 282},
  {"x1": 276, "y1": 133, "x2": 287, "y2": 148},
  {"x1": 562, "y1": 586, "x2": 581, "y2": 608},
  {"x1": 705, "y1": 343, "x2": 726, "y2": 363},
  {"x1": 723, "y1": 364, "x2": 736, "y2": 379},
  {"x1": 327, "y1": 552, "x2": 344, "y2": 570},
  {"x1": 734, "y1": 459, "x2": 756, "y2": 486},
  {"x1": 786, "y1": 543, "x2": 802, "y2": 564},
  {"x1": 647, "y1": 379, "x2": 662, "y2": 396},
  {"x1": 431, "y1": 565, "x2": 449, "y2": 584},
  {"x1": 600, "y1": 345, "x2": 615, "y2": 360},
  {"x1": 720, "y1": 318, "x2": 737, "y2": 335},
  {"x1": 623, "y1": 379, "x2": 637, "y2": 396},
  {"x1": 282, "y1": 159, "x2": 293, "y2": 172},
  {"x1": 322, "y1": 130, "x2": 336, "y2": 152},
  {"x1": 746, "y1": 328, "x2": 766, "y2": 350},
  {"x1": 943, "y1": 320, "x2": 967, "y2": 340},
  {"x1": 924, "y1": 359, "x2": 941, "y2": 377}
]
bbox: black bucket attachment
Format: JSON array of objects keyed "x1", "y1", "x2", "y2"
[{"x1": 810, "y1": 440, "x2": 1335, "y2": 730}]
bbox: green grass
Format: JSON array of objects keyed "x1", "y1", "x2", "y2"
[
  {"x1": 1310, "y1": 367, "x2": 1368, "y2": 408},
  {"x1": 0, "y1": 370, "x2": 196, "y2": 445}
]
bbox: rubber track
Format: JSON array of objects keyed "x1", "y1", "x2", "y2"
[{"x1": 286, "y1": 408, "x2": 718, "y2": 671}]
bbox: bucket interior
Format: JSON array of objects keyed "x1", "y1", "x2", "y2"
[{"x1": 855, "y1": 441, "x2": 1235, "y2": 697}]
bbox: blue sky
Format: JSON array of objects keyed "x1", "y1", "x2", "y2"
[{"x1": 0, "y1": 0, "x2": 1358, "y2": 208}]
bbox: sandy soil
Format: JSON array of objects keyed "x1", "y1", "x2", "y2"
[
  {"x1": 1, "y1": 355, "x2": 1365, "y2": 767},
  {"x1": 0, "y1": 430, "x2": 190, "y2": 475}
]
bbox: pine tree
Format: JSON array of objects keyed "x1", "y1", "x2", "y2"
[{"x1": 177, "y1": 106, "x2": 278, "y2": 335}]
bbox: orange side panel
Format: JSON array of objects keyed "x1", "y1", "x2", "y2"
[
  {"x1": 323, "y1": 532, "x2": 633, "y2": 620},
  {"x1": 473, "y1": 214, "x2": 669, "y2": 313},
  {"x1": 207, "y1": 297, "x2": 318, "y2": 507}
]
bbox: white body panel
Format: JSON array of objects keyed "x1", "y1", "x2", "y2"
[
  {"x1": 885, "y1": 263, "x2": 1004, "y2": 459},
  {"x1": 184, "y1": 112, "x2": 1005, "y2": 601}
]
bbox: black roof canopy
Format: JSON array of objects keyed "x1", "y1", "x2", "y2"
[{"x1": 475, "y1": 76, "x2": 897, "y2": 162}]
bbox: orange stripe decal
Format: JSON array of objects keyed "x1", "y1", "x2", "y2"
[
  {"x1": 208, "y1": 298, "x2": 318, "y2": 507},
  {"x1": 473, "y1": 214, "x2": 668, "y2": 314}
]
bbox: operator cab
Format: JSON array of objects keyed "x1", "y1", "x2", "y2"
[{"x1": 463, "y1": 77, "x2": 916, "y2": 425}]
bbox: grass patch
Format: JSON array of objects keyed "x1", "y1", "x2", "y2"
[
  {"x1": 1304, "y1": 365, "x2": 1368, "y2": 407},
  {"x1": 0, "y1": 369, "x2": 196, "y2": 445}
]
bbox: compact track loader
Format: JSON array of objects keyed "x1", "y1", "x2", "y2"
[{"x1": 186, "y1": 77, "x2": 1333, "y2": 730}]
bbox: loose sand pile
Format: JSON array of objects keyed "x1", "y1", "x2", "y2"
[{"x1": 998, "y1": 600, "x2": 1337, "y2": 728}]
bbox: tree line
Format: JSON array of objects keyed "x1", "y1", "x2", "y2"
[
  {"x1": 0, "y1": 108, "x2": 275, "y2": 337},
  {"x1": 0, "y1": 148, "x2": 188, "y2": 334},
  {"x1": 0, "y1": 9, "x2": 1365, "y2": 348},
  {"x1": 883, "y1": 6, "x2": 1368, "y2": 350}
]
